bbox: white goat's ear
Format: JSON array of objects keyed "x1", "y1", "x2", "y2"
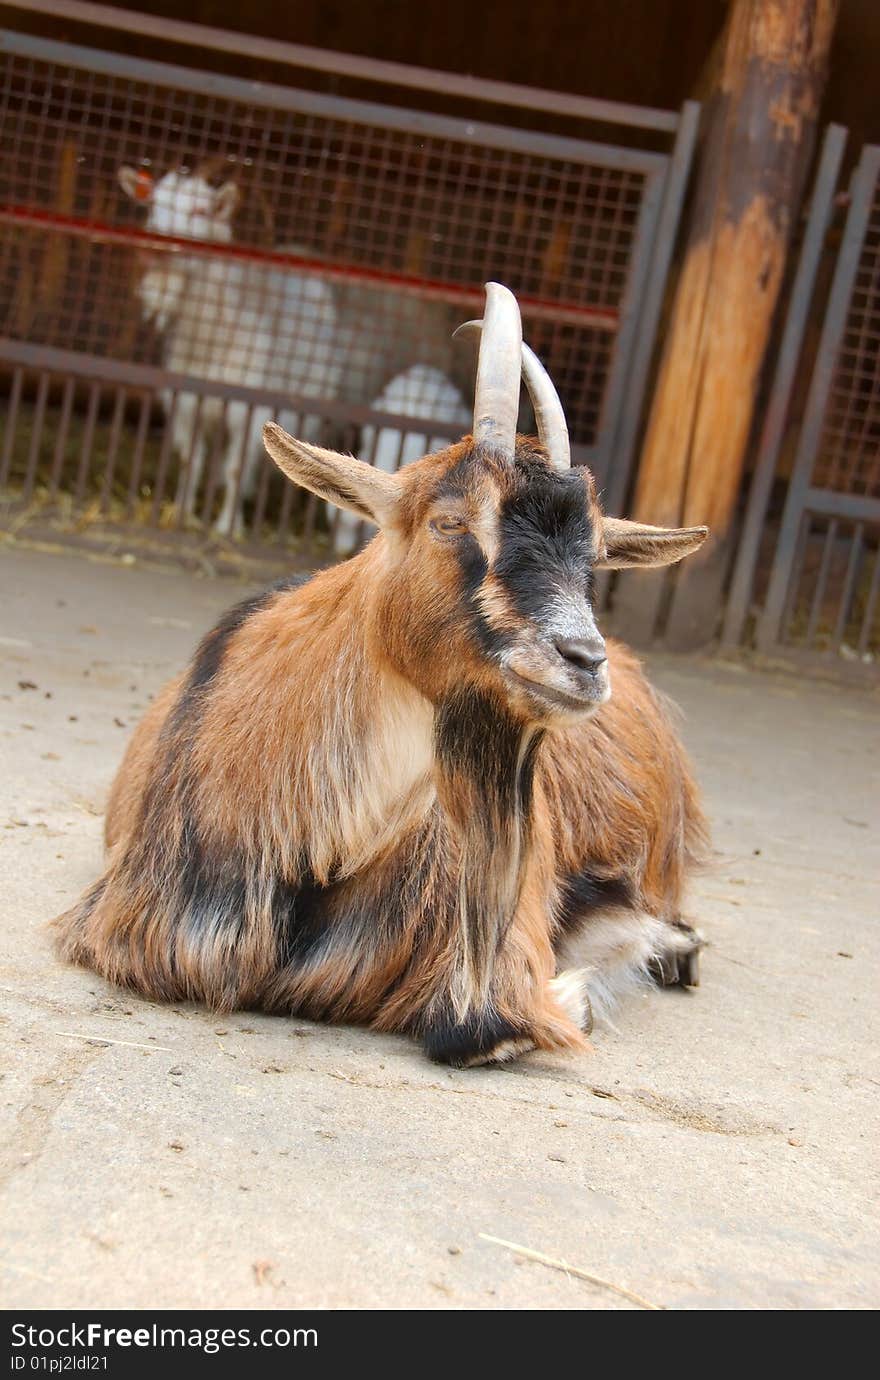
[
  {"x1": 263, "y1": 423, "x2": 402, "y2": 528},
  {"x1": 597, "y1": 517, "x2": 708, "y2": 569},
  {"x1": 213, "y1": 182, "x2": 239, "y2": 222},
  {"x1": 118, "y1": 166, "x2": 151, "y2": 202}
]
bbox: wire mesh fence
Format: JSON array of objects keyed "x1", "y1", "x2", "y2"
[
  {"x1": 0, "y1": 21, "x2": 693, "y2": 553},
  {"x1": 811, "y1": 171, "x2": 880, "y2": 500},
  {"x1": 752, "y1": 143, "x2": 880, "y2": 666}
]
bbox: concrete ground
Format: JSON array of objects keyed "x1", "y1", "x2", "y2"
[{"x1": 0, "y1": 540, "x2": 877, "y2": 1312}]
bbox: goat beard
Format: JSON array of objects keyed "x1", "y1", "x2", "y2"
[{"x1": 433, "y1": 688, "x2": 543, "y2": 1018}]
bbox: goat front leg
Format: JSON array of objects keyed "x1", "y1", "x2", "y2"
[
  {"x1": 173, "y1": 393, "x2": 207, "y2": 520},
  {"x1": 412, "y1": 694, "x2": 589, "y2": 1067},
  {"x1": 423, "y1": 973, "x2": 591, "y2": 1069},
  {"x1": 417, "y1": 895, "x2": 591, "y2": 1068},
  {"x1": 213, "y1": 401, "x2": 258, "y2": 537}
]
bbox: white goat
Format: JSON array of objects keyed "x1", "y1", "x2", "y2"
[
  {"x1": 119, "y1": 167, "x2": 340, "y2": 533},
  {"x1": 333, "y1": 365, "x2": 471, "y2": 556},
  {"x1": 120, "y1": 167, "x2": 468, "y2": 542}
]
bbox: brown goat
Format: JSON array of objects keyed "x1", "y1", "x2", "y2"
[{"x1": 55, "y1": 284, "x2": 709, "y2": 1066}]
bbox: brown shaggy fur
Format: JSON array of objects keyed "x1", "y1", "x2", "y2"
[{"x1": 55, "y1": 436, "x2": 707, "y2": 1065}]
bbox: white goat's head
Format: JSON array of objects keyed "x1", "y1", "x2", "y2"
[
  {"x1": 118, "y1": 166, "x2": 241, "y2": 329},
  {"x1": 118, "y1": 167, "x2": 239, "y2": 244}
]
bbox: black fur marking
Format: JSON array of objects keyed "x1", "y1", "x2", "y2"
[
  {"x1": 433, "y1": 449, "x2": 481, "y2": 504},
  {"x1": 495, "y1": 460, "x2": 595, "y2": 627},
  {"x1": 456, "y1": 532, "x2": 489, "y2": 603},
  {"x1": 516, "y1": 730, "x2": 544, "y2": 818},
  {"x1": 137, "y1": 575, "x2": 309, "y2": 971},
  {"x1": 556, "y1": 869, "x2": 634, "y2": 938},
  {"x1": 135, "y1": 573, "x2": 311, "y2": 921},
  {"x1": 434, "y1": 688, "x2": 541, "y2": 848},
  {"x1": 434, "y1": 689, "x2": 543, "y2": 846},
  {"x1": 434, "y1": 689, "x2": 540, "y2": 985},
  {"x1": 453, "y1": 530, "x2": 504, "y2": 658},
  {"x1": 434, "y1": 688, "x2": 529, "y2": 797},
  {"x1": 186, "y1": 574, "x2": 309, "y2": 697},
  {"x1": 188, "y1": 593, "x2": 272, "y2": 694},
  {"x1": 273, "y1": 826, "x2": 448, "y2": 996},
  {"x1": 422, "y1": 1007, "x2": 531, "y2": 1067},
  {"x1": 273, "y1": 868, "x2": 334, "y2": 967},
  {"x1": 439, "y1": 444, "x2": 596, "y2": 653},
  {"x1": 434, "y1": 455, "x2": 505, "y2": 657},
  {"x1": 176, "y1": 811, "x2": 248, "y2": 947}
]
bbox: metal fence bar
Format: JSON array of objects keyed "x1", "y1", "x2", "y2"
[
  {"x1": 0, "y1": 31, "x2": 670, "y2": 176},
  {"x1": 858, "y1": 547, "x2": 880, "y2": 655},
  {"x1": 805, "y1": 517, "x2": 837, "y2": 645},
  {"x1": 99, "y1": 383, "x2": 125, "y2": 511},
  {"x1": 0, "y1": 365, "x2": 23, "y2": 485},
  {"x1": 198, "y1": 397, "x2": 227, "y2": 526},
  {"x1": 22, "y1": 367, "x2": 48, "y2": 499},
  {"x1": 250, "y1": 415, "x2": 275, "y2": 534},
  {"x1": 780, "y1": 513, "x2": 809, "y2": 646},
  {"x1": 831, "y1": 523, "x2": 863, "y2": 650},
  {"x1": 21, "y1": 367, "x2": 48, "y2": 496},
  {"x1": 125, "y1": 390, "x2": 151, "y2": 515},
  {"x1": 0, "y1": 339, "x2": 477, "y2": 438},
  {"x1": 74, "y1": 380, "x2": 100, "y2": 501},
  {"x1": 1, "y1": 0, "x2": 681, "y2": 134},
  {"x1": 174, "y1": 392, "x2": 205, "y2": 522},
  {"x1": 150, "y1": 391, "x2": 178, "y2": 525},
  {"x1": 222, "y1": 401, "x2": 257, "y2": 538},
  {"x1": 48, "y1": 374, "x2": 75, "y2": 496},
  {"x1": 756, "y1": 146, "x2": 880, "y2": 655},
  {"x1": 588, "y1": 164, "x2": 664, "y2": 494},
  {"x1": 802, "y1": 487, "x2": 880, "y2": 522},
  {"x1": 300, "y1": 487, "x2": 320, "y2": 546},
  {"x1": 722, "y1": 124, "x2": 848, "y2": 649}
]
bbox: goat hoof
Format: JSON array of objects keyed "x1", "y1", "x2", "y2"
[
  {"x1": 458, "y1": 1036, "x2": 536, "y2": 1068},
  {"x1": 422, "y1": 1010, "x2": 533, "y2": 1068},
  {"x1": 650, "y1": 922, "x2": 702, "y2": 989}
]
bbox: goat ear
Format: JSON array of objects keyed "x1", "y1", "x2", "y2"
[
  {"x1": 118, "y1": 166, "x2": 152, "y2": 203},
  {"x1": 597, "y1": 517, "x2": 708, "y2": 569},
  {"x1": 213, "y1": 182, "x2": 239, "y2": 222},
  {"x1": 263, "y1": 423, "x2": 402, "y2": 528}
]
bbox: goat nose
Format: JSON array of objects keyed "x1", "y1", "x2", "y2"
[{"x1": 554, "y1": 637, "x2": 607, "y2": 675}]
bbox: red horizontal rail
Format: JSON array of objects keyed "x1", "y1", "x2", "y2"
[{"x1": 0, "y1": 204, "x2": 621, "y2": 333}]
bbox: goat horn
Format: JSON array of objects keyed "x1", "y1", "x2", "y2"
[
  {"x1": 454, "y1": 316, "x2": 571, "y2": 470},
  {"x1": 453, "y1": 282, "x2": 521, "y2": 460},
  {"x1": 519, "y1": 340, "x2": 570, "y2": 470}
]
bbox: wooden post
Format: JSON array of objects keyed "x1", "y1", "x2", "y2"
[{"x1": 613, "y1": 0, "x2": 839, "y2": 649}]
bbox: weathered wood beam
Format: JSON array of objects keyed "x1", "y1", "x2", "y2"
[{"x1": 613, "y1": 0, "x2": 839, "y2": 649}]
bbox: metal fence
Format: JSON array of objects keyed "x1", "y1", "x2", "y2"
[
  {"x1": 0, "y1": 10, "x2": 696, "y2": 554},
  {"x1": 725, "y1": 132, "x2": 880, "y2": 671}
]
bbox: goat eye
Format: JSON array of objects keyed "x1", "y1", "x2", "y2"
[{"x1": 430, "y1": 517, "x2": 468, "y2": 537}]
